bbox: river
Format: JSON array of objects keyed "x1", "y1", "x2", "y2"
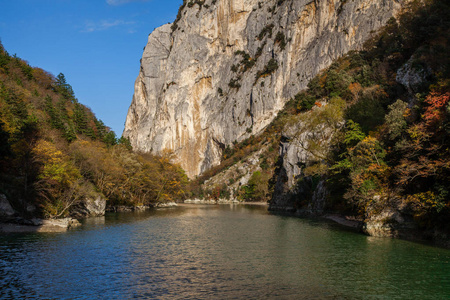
[{"x1": 0, "y1": 204, "x2": 449, "y2": 299}]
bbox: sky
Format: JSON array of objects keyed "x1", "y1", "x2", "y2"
[{"x1": 0, "y1": 0, "x2": 183, "y2": 135}]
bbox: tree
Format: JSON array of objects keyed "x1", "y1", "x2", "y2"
[
  {"x1": 385, "y1": 99, "x2": 408, "y2": 140},
  {"x1": 118, "y1": 136, "x2": 132, "y2": 150},
  {"x1": 33, "y1": 140, "x2": 83, "y2": 218},
  {"x1": 103, "y1": 131, "x2": 117, "y2": 147},
  {"x1": 239, "y1": 171, "x2": 270, "y2": 202},
  {"x1": 55, "y1": 73, "x2": 75, "y2": 101}
]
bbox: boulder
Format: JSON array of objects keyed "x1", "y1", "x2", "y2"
[
  {"x1": 0, "y1": 194, "x2": 17, "y2": 220},
  {"x1": 71, "y1": 196, "x2": 106, "y2": 219}
]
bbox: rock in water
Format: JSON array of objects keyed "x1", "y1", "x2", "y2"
[{"x1": 124, "y1": 0, "x2": 410, "y2": 177}]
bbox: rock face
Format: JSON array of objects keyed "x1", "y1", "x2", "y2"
[
  {"x1": 203, "y1": 144, "x2": 270, "y2": 200},
  {"x1": 269, "y1": 103, "x2": 339, "y2": 214},
  {"x1": 124, "y1": 0, "x2": 410, "y2": 177},
  {"x1": 71, "y1": 196, "x2": 107, "y2": 219},
  {"x1": 396, "y1": 55, "x2": 433, "y2": 97}
]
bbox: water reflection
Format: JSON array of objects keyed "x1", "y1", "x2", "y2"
[{"x1": 0, "y1": 204, "x2": 449, "y2": 299}]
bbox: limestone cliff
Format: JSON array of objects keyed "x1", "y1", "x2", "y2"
[{"x1": 124, "y1": 0, "x2": 409, "y2": 178}]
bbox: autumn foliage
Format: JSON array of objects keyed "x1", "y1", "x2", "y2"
[{"x1": 0, "y1": 42, "x2": 188, "y2": 218}]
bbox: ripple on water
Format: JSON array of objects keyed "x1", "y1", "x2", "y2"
[{"x1": 0, "y1": 205, "x2": 449, "y2": 299}]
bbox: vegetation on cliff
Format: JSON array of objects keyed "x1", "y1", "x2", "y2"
[
  {"x1": 324, "y1": 0, "x2": 450, "y2": 230},
  {"x1": 0, "y1": 44, "x2": 187, "y2": 219},
  {"x1": 193, "y1": 0, "x2": 450, "y2": 231}
]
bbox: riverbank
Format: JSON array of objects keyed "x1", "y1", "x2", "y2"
[
  {"x1": 183, "y1": 199, "x2": 268, "y2": 206},
  {"x1": 270, "y1": 208, "x2": 450, "y2": 249},
  {"x1": 0, "y1": 218, "x2": 81, "y2": 233},
  {"x1": 322, "y1": 214, "x2": 362, "y2": 229},
  {"x1": 105, "y1": 202, "x2": 178, "y2": 212}
]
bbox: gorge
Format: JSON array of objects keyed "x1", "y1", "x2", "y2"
[
  {"x1": 123, "y1": 0, "x2": 450, "y2": 247},
  {"x1": 123, "y1": 0, "x2": 410, "y2": 178}
]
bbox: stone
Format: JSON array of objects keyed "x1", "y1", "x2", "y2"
[
  {"x1": 71, "y1": 195, "x2": 106, "y2": 219},
  {"x1": 396, "y1": 55, "x2": 432, "y2": 97},
  {"x1": 0, "y1": 218, "x2": 81, "y2": 233},
  {"x1": 0, "y1": 194, "x2": 17, "y2": 220},
  {"x1": 30, "y1": 218, "x2": 43, "y2": 226},
  {"x1": 39, "y1": 218, "x2": 81, "y2": 232},
  {"x1": 124, "y1": 0, "x2": 411, "y2": 178},
  {"x1": 26, "y1": 204, "x2": 37, "y2": 214},
  {"x1": 155, "y1": 202, "x2": 178, "y2": 208},
  {"x1": 363, "y1": 207, "x2": 418, "y2": 238},
  {"x1": 269, "y1": 103, "x2": 341, "y2": 214}
]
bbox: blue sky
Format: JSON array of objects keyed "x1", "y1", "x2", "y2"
[{"x1": 0, "y1": 0, "x2": 183, "y2": 135}]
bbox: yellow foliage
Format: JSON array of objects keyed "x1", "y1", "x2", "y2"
[
  {"x1": 33, "y1": 140, "x2": 81, "y2": 186},
  {"x1": 405, "y1": 192, "x2": 443, "y2": 211},
  {"x1": 319, "y1": 73, "x2": 327, "y2": 88}
]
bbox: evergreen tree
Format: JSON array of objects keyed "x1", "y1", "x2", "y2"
[
  {"x1": 45, "y1": 95, "x2": 64, "y2": 130},
  {"x1": 73, "y1": 103, "x2": 88, "y2": 134},
  {"x1": 103, "y1": 131, "x2": 117, "y2": 147},
  {"x1": 94, "y1": 118, "x2": 107, "y2": 138},
  {"x1": 55, "y1": 73, "x2": 75, "y2": 101}
]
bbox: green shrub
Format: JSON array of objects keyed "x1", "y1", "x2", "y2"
[
  {"x1": 274, "y1": 31, "x2": 287, "y2": 50},
  {"x1": 255, "y1": 59, "x2": 278, "y2": 82},
  {"x1": 257, "y1": 24, "x2": 274, "y2": 40}
]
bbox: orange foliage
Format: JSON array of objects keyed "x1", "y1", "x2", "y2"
[
  {"x1": 348, "y1": 82, "x2": 362, "y2": 99},
  {"x1": 423, "y1": 91, "x2": 450, "y2": 126}
]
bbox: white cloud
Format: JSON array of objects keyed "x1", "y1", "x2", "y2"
[
  {"x1": 106, "y1": 0, "x2": 150, "y2": 5},
  {"x1": 82, "y1": 20, "x2": 136, "y2": 32}
]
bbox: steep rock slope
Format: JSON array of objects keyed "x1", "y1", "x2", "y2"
[{"x1": 124, "y1": 0, "x2": 409, "y2": 177}]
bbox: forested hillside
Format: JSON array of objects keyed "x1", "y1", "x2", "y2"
[
  {"x1": 285, "y1": 0, "x2": 449, "y2": 225},
  {"x1": 0, "y1": 44, "x2": 187, "y2": 220},
  {"x1": 194, "y1": 0, "x2": 449, "y2": 239}
]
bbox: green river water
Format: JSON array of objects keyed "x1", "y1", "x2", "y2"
[{"x1": 0, "y1": 204, "x2": 449, "y2": 299}]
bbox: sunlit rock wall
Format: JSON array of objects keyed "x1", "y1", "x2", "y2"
[{"x1": 124, "y1": 0, "x2": 409, "y2": 177}]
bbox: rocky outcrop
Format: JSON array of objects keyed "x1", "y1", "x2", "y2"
[
  {"x1": 202, "y1": 144, "x2": 270, "y2": 200},
  {"x1": 0, "y1": 218, "x2": 81, "y2": 233},
  {"x1": 269, "y1": 100, "x2": 342, "y2": 214},
  {"x1": 396, "y1": 55, "x2": 433, "y2": 98},
  {"x1": 71, "y1": 195, "x2": 107, "y2": 219},
  {"x1": 184, "y1": 199, "x2": 241, "y2": 204},
  {"x1": 124, "y1": 0, "x2": 410, "y2": 178},
  {"x1": 155, "y1": 202, "x2": 178, "y2": 208},
  {"x1": 363, "y1": 208, "x2": 414, "y2": 238},
  {"x1": 0, "y1": 194, "x2": 17, "y2": 221}
]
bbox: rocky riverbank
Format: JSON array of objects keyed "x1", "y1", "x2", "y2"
[
  {"x1": 0, "y1": 218, "x2": 81, "y2": 233},
  {"x1": 106, "y1": 202, "x2": 178, "y2": 212},
  {"x1": 270, "y1": 208, "x2": 450, "y2": 249},
  {"x1": 0, "y1": 191, "x2": 184, "y2": 233},
  {"x1": 184, "y1": 199, "x2": 239, "y2": 205},
  {"x1": 183, "y1": 199, "x2": 269, "y2": 205},
  {"x1": 0, "y1": 193, "x2": 98, "y2": 233}
]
